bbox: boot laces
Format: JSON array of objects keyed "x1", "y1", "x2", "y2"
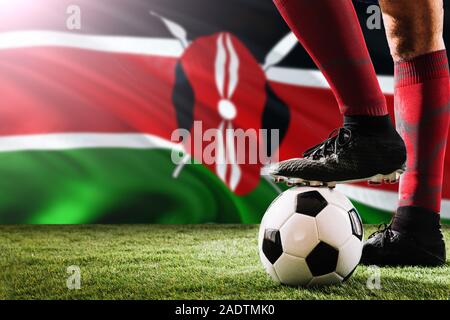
[
  {"x1": 368, "y1": 223, "x2": 395, "y2": 245},
  {"x1": 303, "y1": 128, "x2": 352, "y2": 160}
]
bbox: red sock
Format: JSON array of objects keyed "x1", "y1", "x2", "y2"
[
  {"x1": 273, "y1": 0, "x2": 387, "y2": 116},
  {"x1": 395, "y1": 50, "x2": 450, "y2": 213}
]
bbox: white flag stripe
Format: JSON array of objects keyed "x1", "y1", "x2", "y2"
[
  {"x1": 0, "y1": 30, "x2": 184, "y2": 57},
  {"x1": 226, "y1": 121, "x2": 241, "y2": 191},
  {"x1": 226, "y1": 34, "x2": 239, "y2": 98},
  {"x1": 215, "y1": 121, "x2": 227, "y2": 182},
  {"x1": 336, "y1": 184, "x2": 450, "y2": 219},
  {"x1": 215, "y1": 34, "x2": 226, "y2": 97},
  {"x1": 0, "y1": 133, "x2": 184, "y2": 153}
]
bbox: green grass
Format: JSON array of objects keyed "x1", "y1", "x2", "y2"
[{"x1": 0, "y1": 225, "x2": 449, "y2": 300}]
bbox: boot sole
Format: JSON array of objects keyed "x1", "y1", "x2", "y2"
[
  {"x1": 271, "y1": 168, "x2": 405, "y2": 188},
  {"x1": 360, "y1": 242, "x2": 446, "y2": 267}
]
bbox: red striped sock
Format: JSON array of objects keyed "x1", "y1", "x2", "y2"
[
  {"x1": 395, "y1": 50, "x2": 450, "y2": 213},
  {"x1": 273, "y1": 0, "x2": 387, "y2": 116}
]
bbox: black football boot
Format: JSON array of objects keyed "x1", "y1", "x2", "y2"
[
  {"x1": 267, "y1": 115, "x2": 406, "y2": 187},
  {"x1": 361, "y1": 206, "x2": 446, "y2": 267}
]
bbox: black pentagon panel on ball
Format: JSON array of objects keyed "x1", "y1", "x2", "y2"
[
  {"x1": 262, "y1": 229, "x2": 283, "y2": 264},
  {"x1": 306, "y1": 241, "x2": 339, "y2": 276},
  {"x1": 348, "y1": 209, "x2": 363, "y2": 240},
  {"x1": 295, "y1": 191, "x2": 328, "y2": 217}
]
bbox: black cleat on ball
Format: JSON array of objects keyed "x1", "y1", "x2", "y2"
[
  {"x1": 360, "y1": 224, "x2": 446, "y2": 267},
  {"x1": 268, "y1": 124, "x2": 406, "y2": 187}
]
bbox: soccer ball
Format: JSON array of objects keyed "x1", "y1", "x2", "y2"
[{"x1": 258, "y1": 187, "x2": 363, "y2": 287}]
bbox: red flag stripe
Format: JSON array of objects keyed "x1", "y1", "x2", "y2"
[{"x1": 0, "y1": 47, "x2": 178, "y2": 139}]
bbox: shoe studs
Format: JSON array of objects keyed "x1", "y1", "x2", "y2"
[
  {"x1": 272, "y1": 169, "x2": 403, "y2": 189},
  {"x1": 272, "y1": 176, "x2": 336, "y2": 189},
  {"x1": 367, "y1": 170, "x2": 403, "y2": 186}
]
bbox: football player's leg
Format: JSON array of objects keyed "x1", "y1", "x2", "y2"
[
  {"x1": 273, "y1": 0, "x2": 385, "y2": 116},
  {"x1": 270, "y1": 0, "x2": 406, "y2": 186},
  {"x1": 362, "y1": 0, "x2": 448, "y2": 266}
]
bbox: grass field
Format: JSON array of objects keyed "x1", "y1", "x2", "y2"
[{"x1": 0, "y1": 225, "x2": 449, "y2": 300}]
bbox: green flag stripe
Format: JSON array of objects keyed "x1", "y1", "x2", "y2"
[{"x1": 0, "y1": 148, "x2": 447, "y2": 224}]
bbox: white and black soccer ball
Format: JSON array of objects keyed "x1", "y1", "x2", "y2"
[{"x1": 258, "y1": 187, "x2": 363, "y2": 287}]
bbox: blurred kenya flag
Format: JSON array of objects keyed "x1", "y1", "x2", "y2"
[{"x1": 0, "y1": 0, "x2": 449, "y2": 223}]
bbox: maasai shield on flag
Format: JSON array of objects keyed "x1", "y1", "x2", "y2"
[
  {"x1": 173, "y1": 32, "x2": 289, "y2": 194},
  {"x1": 0, "y1": 0, "x2": 449, "y2": 223}
]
